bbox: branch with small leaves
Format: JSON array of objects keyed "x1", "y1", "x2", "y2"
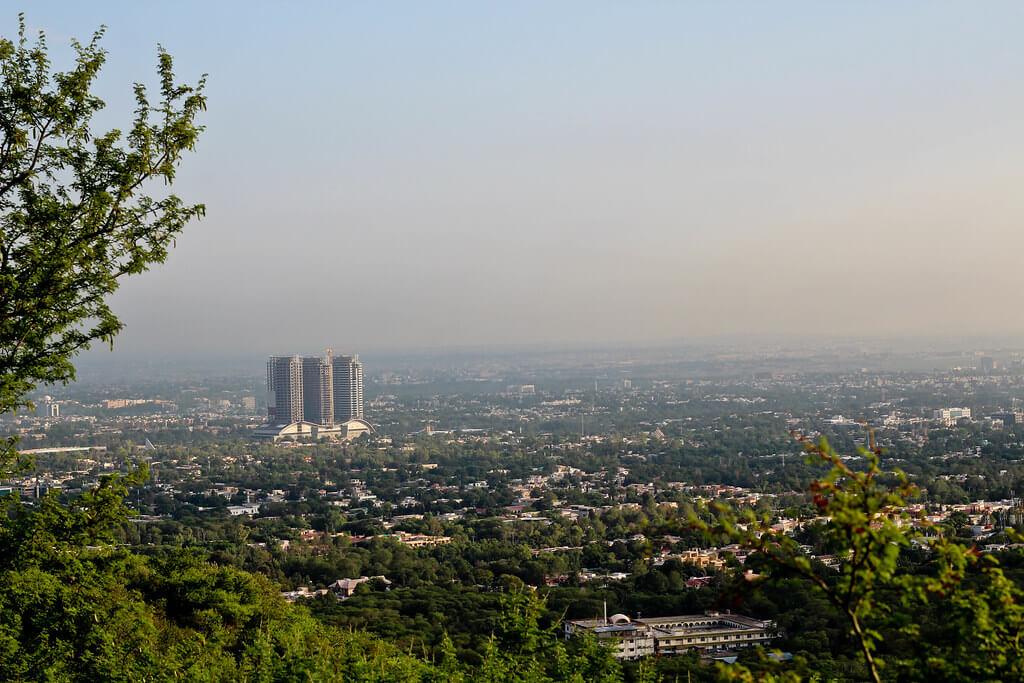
[{"x1": 0, "y1": 15, "x2": 205, "y2": 469}]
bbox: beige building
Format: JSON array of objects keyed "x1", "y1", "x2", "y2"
[
  {"x1": 672, "y1": 548, "x2": 726, "y2": 570},
  {"x1": 389, "y1": 532, "x2": 453, "y2": 548}
]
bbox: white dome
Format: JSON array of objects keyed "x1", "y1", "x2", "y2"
[{"x1": 609, "y1": 614, "x2": 631, "y2": 625}]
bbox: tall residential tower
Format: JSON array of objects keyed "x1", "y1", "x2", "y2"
[
  {"x1": 332, "y1": 354, "x2": 364, "y2": 421},
  {"x1": 266, "y1": 355, "x2": 303, "y2": 424},
  {"x1": 301, "y1": 354, "x2": 334, "y2": 426}
]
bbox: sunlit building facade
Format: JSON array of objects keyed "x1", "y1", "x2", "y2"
[{"x1": 332, "y1": 354, "x2": 364, "y2": 421}]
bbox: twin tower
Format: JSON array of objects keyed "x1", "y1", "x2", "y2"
[{"x1": 266, "y1": 351, "x2": 364, "y2": 427}]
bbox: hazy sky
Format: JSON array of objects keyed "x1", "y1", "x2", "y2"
[{"x1": 17, "y1": 2, "x2": 1024, "y2": 357}]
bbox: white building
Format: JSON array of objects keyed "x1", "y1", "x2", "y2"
[
  {"x1": 37, "y1": 396, "x2": 59, "y2": 418},
  {"x1": 564, "y1": 612, "x2": 776, "y2": 660},
  {"x1": 933, "y1": 407, "x2": 972, "y2": 426},
  {"x1": 252, "y1": 417, "x2": 375, "y2": 442}
]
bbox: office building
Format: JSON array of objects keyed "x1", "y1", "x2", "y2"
[
  {"x1": 991, "y1": 411, "x2": 1019, "y2": 427},
  {"x1": 37, "y1": 396, "x2": 59, "y2": 418},
  {"x1": 267, "y1": 355, "x2": 303, "y2": 424},
  {"x1": 332, "y1": 354, "x2": 364, "y2": 421},
  {"x1": 302, "y1": 354, "x2": 334, "y2": 426}
]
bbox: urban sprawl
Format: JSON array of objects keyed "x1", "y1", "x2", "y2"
[{"x1": 5, "y1": 345, "x2": 1024, "y2": 666}]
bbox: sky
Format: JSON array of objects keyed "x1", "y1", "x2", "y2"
[{"x1": 15, "y1": 2, "x2": 1024, "y2": 359}]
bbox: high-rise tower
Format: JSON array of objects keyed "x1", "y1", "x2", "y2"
[
  {"x1": 266, "y1": 351, "x2": 364, "y2": 427},
  {"x1": 267, "y1": 355, "x2": 303, "y2": 424},
  {"x1": 301, "y1": 352, "x2": 334, "y2": 426},
  {"x1": 332, "y1": 354, "x2": 364, "y2": 421},
  {"x1": 258, "y1": 350, "x2": 370, "y2": 441}
]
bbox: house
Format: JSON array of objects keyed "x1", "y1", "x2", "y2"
[{"x1": 328, "y1": 575, "x2": 392, "y2": 599}]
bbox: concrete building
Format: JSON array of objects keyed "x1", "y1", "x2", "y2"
[
  {"x1": 260, "y1": 350, "x2": 368, "y2": 440},
  {"x1": 252, "y1": 417, "x2": 374, "y2": 442},
  {"x1": 653, "y1": 548, "x2": 726, "y2": 571},
  {"x1": 564, "y1": 612, "x2": 776, "y2": 660},
  {"x1": 933, "y1": 407, "x2": 972, "y2": 426},
  {"x1": 267, "y1": 355, "x2": 304, "y2": 424},
  {"x1": 332, "y1": 354, "x2": 364, "y2": 421},
  {"x1": 302, "y1": 354, "x2": 334, "y2": 426},
  {"x1": 389, "y1": 532, "x2": 453, "y2": 548}
]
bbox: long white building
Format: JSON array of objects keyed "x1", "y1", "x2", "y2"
[
  {"x1": 564, "y1": 611, "x2": 777, "y2": 660},
  {"x1": 933, "y1": 407, "x2": 971, "y2": 426}
]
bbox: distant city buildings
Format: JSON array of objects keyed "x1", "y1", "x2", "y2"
[
  {"x1": 258, "y1": 350, "x2": 371, "y2": 441},
  {"x1": 101, "y1": 398, "x2": 174, "y2": 410},
  {"x1": 37, "y1": 396, "x2": 59, "y2": 418},
  {"x1": 506, "y1": 384, "x2": 536, "y2": 398},
  {"x1": 991, "y1": 411, "x2": 1023, "y2": 427},
  {"x1": 933, "y1": 407, "x2": 972, "y2": 426},
  {"x1": 267, "y1": 355, "x2": 304, "y2": 424},
  {"x1": 302, "y1": 355, "x2": 334, "y2": 425}
]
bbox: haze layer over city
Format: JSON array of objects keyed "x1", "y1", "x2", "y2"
[
  {"x1": 5, "y1": 4, "x2": 1024, "y2": 682},
  {"x1": 22, "y1": 1, "x2": 1024, "y2": 362}
]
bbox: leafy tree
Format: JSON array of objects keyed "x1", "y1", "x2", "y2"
[
  {"x1": 0, "y1": 15, "x2": 205, "y2": 461},
  {"x1": 701, "y1": 436, "x2": 1024, "y2": 683},
  {"x1": 478, "y1": 589, "x2": 623, "y2": 683}
]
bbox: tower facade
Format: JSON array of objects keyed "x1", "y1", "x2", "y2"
[
  {"x1": 266, "y1": 351, "x2": 364, "y2": 426},
  {"x1": 301, "y1": 354, "x2": 334, "y2": 426},
  {"x1": 332, "y1": 354, "x2": 364, "y2": 421},
  {"x1": 267, "y1": 355, "x2": 304, "y2": 424}
]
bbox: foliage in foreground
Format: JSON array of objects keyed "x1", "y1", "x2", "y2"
[
  {"x1": 0, "y1": 16, "x2": 205, "y2": 462},
  {"x1": 4, "y1": 447, "x2": 1024, "y2": 682},
  {"x1": 699, "y1": 435, "x2": 1024, "y2": 683},
  {"x1": 0, "y1": 468, "x2": 626, "y2": 682}
]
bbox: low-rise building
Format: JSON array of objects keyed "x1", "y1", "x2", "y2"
[
  {"x1": 328, "y1": 575, "x2": 391, "y2": 598},
  {"x1": 933, "y1": 407, "x2": 972, "y2": 426},
  {"x1": 389, "y1": 532, "x2": 453, "y2": 548},
  {"x1": 564, "y1": 612, "x2": 776, "y2": 660}
]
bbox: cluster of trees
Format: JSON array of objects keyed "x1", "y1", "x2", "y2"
[
  {"x1": 0, "y1": 467, "x2": 638, "y2": 682},
  {"x1": 698, "y1": 437, "x2": 1024, "y2": 682},
  {"x1": 9, "y1": 451, "x2": 1024, "y2": 681}
]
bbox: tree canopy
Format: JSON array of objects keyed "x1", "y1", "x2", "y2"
[{"x1": 0, "y1": 15, "x2": 205, "y2": 461}]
